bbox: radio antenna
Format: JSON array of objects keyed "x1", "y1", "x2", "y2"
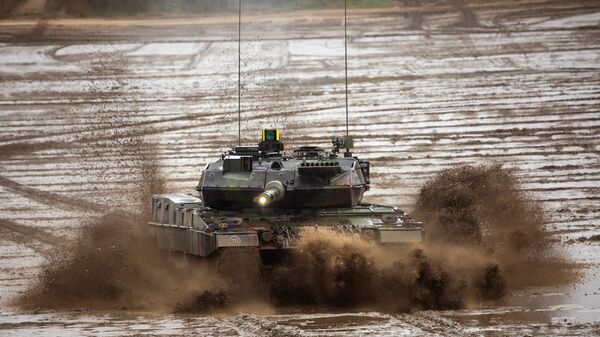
[
  {"x1": 238, "y1": 0, "x2": 242, "y2": 146},
  {"x1": 343, "y1": 0, "x2": 351, "y2": 156}
]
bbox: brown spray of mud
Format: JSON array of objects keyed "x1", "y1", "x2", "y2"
[
  {"x1": 16, "y1": 213, "x2": 264, "y2": 312},
  {"x1": 15, "y1": 163, "x2": 575, "y2": 312},
  {"x1": 14, "y1": 110, "x2": 239, "y2": 311},
  {"x1": 264, "y1": 164, "x2": 576, "y2": 311},
  {"x1": 15, "y1": 132, "x2": 241, "y2": 311},
  {"x1": 414, "y1": 163, "x2": 576, "y2": 288},
  {"x1": 17, "y1": 213, "x2": 214, "y2": 310},
  {"x1": 267, "y1": 232, "x2": 504, "y2": 311}
]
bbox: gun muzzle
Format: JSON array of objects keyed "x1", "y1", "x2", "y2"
[{"x1": 254, "y1": 181, "x2": 285, "y2": 207}]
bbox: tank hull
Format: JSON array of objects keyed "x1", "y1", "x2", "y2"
[{"x1": 148, "y1": 194, "x2": 424, "y2": 257}]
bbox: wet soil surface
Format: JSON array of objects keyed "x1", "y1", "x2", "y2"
[{"x1": 1, "y1": 0, "x2": 599, "y2": 335}]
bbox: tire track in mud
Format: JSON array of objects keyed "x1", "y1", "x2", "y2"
[
  {"x1": 48, "y1": 43, "x2": 145, "y2": 63},
  {"x1": 0, "y1": 175, "x2": 103, "y2": 213},
  {"x1": 0, "y1": 219, "x2": 63, "y2": 249},
  {"x1": 0, "y1": 141, "x2": 72, "y2": 160}
]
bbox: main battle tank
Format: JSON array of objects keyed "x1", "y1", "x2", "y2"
[{"x1": 148, "y1": 129, "x2": 424, "y2": 257}]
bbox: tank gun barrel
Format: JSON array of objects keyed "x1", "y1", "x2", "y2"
[{"x1": 254, "y1": 180, "x2": 285, "y2": 207}]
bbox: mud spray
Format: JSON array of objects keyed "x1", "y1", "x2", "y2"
[{"x1": 15, "y1": 163, "x2": 575, "y2": 313}]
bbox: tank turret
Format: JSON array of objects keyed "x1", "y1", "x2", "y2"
[{"x1": 197, "y1": 129, "x2": 370, "y2": 210}]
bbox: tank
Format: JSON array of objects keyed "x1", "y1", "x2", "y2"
[{"x1": 148, "y1": 129, "x2": 424, "y2": 257}]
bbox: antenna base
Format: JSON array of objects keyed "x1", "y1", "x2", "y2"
[{"x1": 332, "y1": 136, "x2": 353, "y2": 154}]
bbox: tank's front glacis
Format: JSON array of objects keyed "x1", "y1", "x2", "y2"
[{"x1": 198, "y1": 129, "x2": 370, "y2": 211}]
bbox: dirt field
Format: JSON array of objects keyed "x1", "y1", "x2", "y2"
[{"x1": 0, "y1": 0, "x2": 599, "y2": 336}]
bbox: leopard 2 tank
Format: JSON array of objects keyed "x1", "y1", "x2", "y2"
[{"x1": 148, "y1": 129, "x2": 424, "y2": 257}]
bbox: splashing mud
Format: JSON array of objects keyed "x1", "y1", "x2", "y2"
[
  {"x1": 267, "y1": 233, "x2": 504, "y2": 311},
  {"x1": 415, "y1": 163, "x2": 544, "y2": 247},
  {"x1": 17, "y1": 212, "x2": 237, "y2": 311},
  {"x1": 414, "y1": 163, "x2": 577, "y2": 288},
  {"x1": 15, "y1": 164, "x2": 575, "y2": 313}
]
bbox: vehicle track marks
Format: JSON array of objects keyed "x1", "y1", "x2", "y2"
[
  {"x1": 0, "y1": 219, "x2": 63, "y2": 250},
  {"x1": 0, "y1": 175, "x2": 103, "y2": 213}
]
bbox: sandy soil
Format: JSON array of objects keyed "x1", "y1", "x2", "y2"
[{"x1": 0, "y1": 0, "x2": 599, "y2": 335}]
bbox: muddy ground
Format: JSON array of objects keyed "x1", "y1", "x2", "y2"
[{"x1": 0, "y1": 0, "x2": 599, "y2": 336}]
